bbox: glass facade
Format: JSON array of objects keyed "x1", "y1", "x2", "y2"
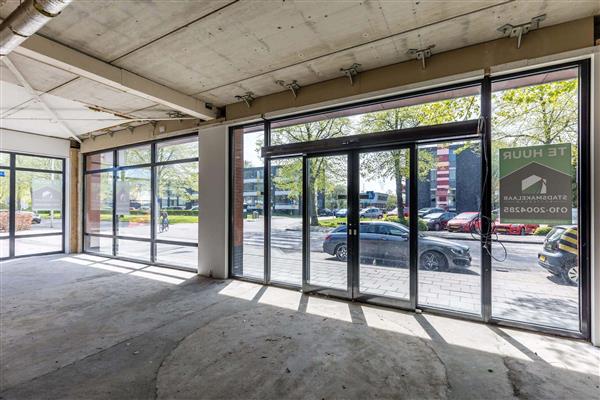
[
  {"x1": 229, "y1": 61, "x2": 590, "y2": 338},
  {"x1": 490, "y1": 67, "x2": 583, "y2": 332},
  {"x1": 83, "y1": 135, "x2": 199, "y2": 270},
  {"x1": 0, "y1": 152, "x2": 65, "y2": 259}
]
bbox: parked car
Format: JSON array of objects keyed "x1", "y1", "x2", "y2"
[
  {"x1": 318, "y1": 208, "x2": 334, "y2": 217},
  {"x1": 446, "y1": 212, "x2": 480, "y2": 233},
  {"x1": 322, "y1": 221, "x2": 471, "y2": 271},
  {"x1": 493, "y1": 221, "x2": 538, "y2": 235},
  {"x1": 538, "y1": 225, "x2": 578, "y2": 286},
  {"x1": 418, "y1": 207, "x2": 445, "y2": 218},
  {"x1": 387, "y1": 207, "x2": 409, "y2": 218},
  {"x1": 360, "y1": 207, "x2": 383, "y2": 219},
  {"x1": 423, "y1": 212, "x2": 456, "y2": 231},
  {"x1": 335, "y1": 208, "x2": 348, "y2": 218}
]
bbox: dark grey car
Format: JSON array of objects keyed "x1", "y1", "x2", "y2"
[{"x1": 322, "y1": 221, "x2": 471, "y2": 271}]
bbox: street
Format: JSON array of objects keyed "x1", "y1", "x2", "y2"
[{"x1": 238, "y1": 216, "x2": 579, "y2": 331}]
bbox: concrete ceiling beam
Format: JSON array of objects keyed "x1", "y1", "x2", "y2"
[{"x1": 13, "y1": 34, "x2": 217, "y2": 120}]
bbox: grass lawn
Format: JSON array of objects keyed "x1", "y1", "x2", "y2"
[
  {"x1": 99, "y1": 215, "x2": 198, "y2": 224},
  {"x1": 318, "y1": 217, "x2": 380, "y2": 228}
]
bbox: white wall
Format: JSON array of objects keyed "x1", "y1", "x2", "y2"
[
  {"x1": 197, "y1": 124, "x2": 228, "y2": 278},
  {"x1": 0, "y1": 130, "x2": 71, "y2": 158}
]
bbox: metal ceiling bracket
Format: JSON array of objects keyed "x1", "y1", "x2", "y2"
[
  {"x1": 498, "y1": 14, "x2": 546, "y2": 49},
  {"x1": 340, "y1": 63, "x2": 360, "y2": 86},
  {"x1": 167, "y1": 110, "x2": 187, "y2": 119},
  {"x1": 407, "y1": 45, "x2": 434, "y2": 69},
  {"x1": 235, "y1": 92, "x2": 255, "y2": 108},
  {"x1": 276, "y1": 80, "x2": 301, "y2": 98}
]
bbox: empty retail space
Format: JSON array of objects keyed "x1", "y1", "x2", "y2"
[{"x1": 1, "y1": 1, "x2": 599, "y2": 399}]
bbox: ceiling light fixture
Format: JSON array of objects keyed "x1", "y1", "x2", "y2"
[
  {"x1": 498, "y1": 14, "x2": 546, "y2": 49},
  {"x1": 407, "y1": 45, "x2": 435, "y2": 69}
]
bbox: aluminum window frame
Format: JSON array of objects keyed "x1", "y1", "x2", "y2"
[
  {"x1": 82, "y1": 133, "x2": 199, "y2": 272},
  {"x1": 0, "y1": 151, "x2": 66, "y2": 260},
  {"x1": 228, "y1": 60, "x2": 591, "y2": 340}
]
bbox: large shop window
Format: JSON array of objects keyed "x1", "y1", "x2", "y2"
[
  {"x1": 270, "y1": 86, "x2": 480, "y2": 145},
  {"x1": 83, "y1": 135, "x2": 199, "y2": 270},
  {"x1": 229, "y1": 61, "x2": 590, "y2": 338},
  {"x1": 0, "y1": 153, "x2": 65, "y2": 259},
  {"x1": 490, "y1": 66, "x2": 586, "y2": 332}
]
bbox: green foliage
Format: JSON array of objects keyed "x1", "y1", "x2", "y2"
[
  {"x1": 318, "y1": 217, "x2": 347, "y2": 228},
  {"x1": 534, "y1": 226, "x2": 553, "y2": 236},
  {"x1": 493, "y1": 80, "x2": 577, "y2": 146},
  {"x1": 384, "y1": 215, "x2": 428, "y2": 231}
]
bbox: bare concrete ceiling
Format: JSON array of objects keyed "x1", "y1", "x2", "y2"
[{"x1": 0, "y1": 0, "x2": 598, "y2": 139}]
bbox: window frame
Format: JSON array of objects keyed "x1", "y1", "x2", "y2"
[
  {"x1": 228, "y1": 59, "x2": 592, "y2": 340},
  {"x1": 82, "y1": 133, "x2": 199, "y2": 271},
  {"x1": 0, "y1": 151, "x2": 65, "y2": 260}
]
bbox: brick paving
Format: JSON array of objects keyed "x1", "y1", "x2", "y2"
[{"x1": 239, "y1": 238, "x2": 579, "y2": 331}]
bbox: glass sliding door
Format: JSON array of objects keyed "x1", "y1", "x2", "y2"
[
  {"x1": 357, "y1": 148, "x2": 411, "y2": 302},
  {"x1": 269, "y1": 157, "x2": 303, "y2": 286},
  {"x1": 306, "y1": 154, "x2": 349, "y2": 293},
  {"x1": 417, "y1": 140, "x2": 481, "y2": 315}
]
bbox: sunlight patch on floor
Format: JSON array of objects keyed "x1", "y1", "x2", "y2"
[
  {"x1": 218, "y1": 280, "x2": 263, "y2": 300},
  {"x1": 361, "y1": 305, "x2": 430, "y2": 339},
  {"x1": 258, "y1": 286, "x2": 302, "y2": 310},
  {"x1": 306, "y1": 296, "x2": 352, "y2": 322}
]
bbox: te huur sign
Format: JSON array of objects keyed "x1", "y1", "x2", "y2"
[{"x1": 499, "y1": 144, "x2": 572, "y2": 225}]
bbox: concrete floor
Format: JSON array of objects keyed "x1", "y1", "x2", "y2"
[{"x1": 1, "y1": 254, "x2": 598, "y2": 399}]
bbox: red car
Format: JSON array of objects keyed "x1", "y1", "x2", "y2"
[
  {"x1": 493, "y1": 222, "x2": 539, "y2": 235},
  {"x1": 446, "y1": 212, "x2": 480, "y2": 233}
]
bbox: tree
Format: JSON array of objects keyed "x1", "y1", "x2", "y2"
[
  {"x1": 492, "y1": 79, "x2": 578, "y2": 206},
  {"x1": 358, "y1": 96, "x2": 479, "y2": 213},
  {"x1": 492, "y1": 80, "x2": 577, "y2": 145},
  {"x1": 271, "y1": 118, "x2": 352, "y2": 225}
]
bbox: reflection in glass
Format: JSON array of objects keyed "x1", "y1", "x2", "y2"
[
  {"x1": 116, "y1": 239, "x2": 150, "y2": 261},
  {"x1": 86, "y1": 151, "x2": 113, "y2": 171},
  {"x1": 85, "y1": 172, "x2": 113, "y2": 234},
  {"x1": 308, "y1": 155, "x2": 347, "y2": 291},
  {"x1": 15, "y1": 234, "x2": 62, "y2": 256},
  {"x1": 118, "y1": 145, "x2": 151, "y2": 166},
  {"x1": 156, "y1": 243, "x2": 197, "y2": 269},
  {"x1": 16, "y1": 155, "x2": 63, "y2": 171},
  {"x1": 417, "y1": 140, "x2": 481, "y2": 314},
  {"x1": 491, "y1": 68, "x2": 580, "y2": 331},
  {"x1": 0, "y1": 153, "x2": 9, "y2": 166},
  {"x1": 157, "y1": 135, "x2": 197, "y2": 162},
  {"x1": 271, "y1": 90, "x2": 480, "y2": 145},
  {"x1": 358, "y1": 149, "x2": 410, "y2": 299},
  {"x1": 15, "y1": 171, "x2": 63, "y2": 236},
  {"x1": 84, "y1": 235, "x2": 112, "y2": 255},
  {"x1": 269, "y1": 157, "x2": 302, "y2": 285},
  {"x1": 0, "y1": 238, "x2": 8, "y2": 258},
  {"x1": 231, "y1": 127, "x2": 264, "y2": 280},
  {"x1": 116, "y1": 168, "x2": 151, "y2": 238},
  {"x1": 155, "y1": 162, "x2": 198, "y2": 243}
]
